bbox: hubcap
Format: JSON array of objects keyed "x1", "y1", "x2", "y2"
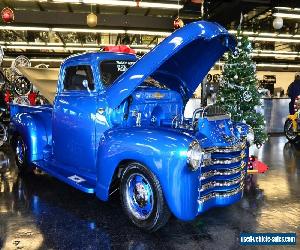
[
  {"x1": 16, "y1": 139, "x2": 25, "y2": 164},
  {"x1": 125, "y1": 173, "x2": 154, "y2": 220}
]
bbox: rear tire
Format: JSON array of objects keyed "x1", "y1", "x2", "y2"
[
  {"x1": 14, "y1": 136, "x2": 32, "y2": 174},
  {"x1": 120, "y1": 162, "x2": 171, "y2": 232},
  {"x1": 284, "y1": 119, "x2": 300, "y2": 143}
]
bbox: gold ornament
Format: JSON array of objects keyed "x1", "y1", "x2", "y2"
[
  {"x1": 173, "y1": 17, "x2": 184, "y2": 30},
  {"x1": 87, "y1": 12, "x2": 97, "y2": 28}
]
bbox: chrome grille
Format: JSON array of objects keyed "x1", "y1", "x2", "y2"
[
  {"x1": 204, "y1": 105, "x2": 227, "y2": 117},
  {"x1": 198, "y1": 142, "x2": 247, "y2": 204}
]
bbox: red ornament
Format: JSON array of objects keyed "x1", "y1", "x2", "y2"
[
  {"x1": 4, "y1": 90, "x2": 10, "y2": 104},
  {"x1": 1, "y1": 7, "x2": 14, "y2": 23},
  {"x1": 103, "y1": 45, "x2": 136, "y2": 54},
  {"x1": 173, "y1": 17, "x2": 184, "y2": 30},
  {"x1": 252, "y1": 159, "x2": 269, "y2": 174},
  {"x1": 28, "y1": 91, "x2": 37, "y2": 106},
  {"x1": 247, "y1": 155, "x2": 269, "y2": 174}
]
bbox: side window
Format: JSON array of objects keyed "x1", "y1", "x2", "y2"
[{"x1": 63, "y1": 65, "x2": 94, "y2": 91}]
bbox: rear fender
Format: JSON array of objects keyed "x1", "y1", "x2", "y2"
[
  {"x1": 10, "y1": 113, "x2": 48, "y2": 163},
  {"x1": 95, "y1": 127, "x2": 201, "y2": 220}
]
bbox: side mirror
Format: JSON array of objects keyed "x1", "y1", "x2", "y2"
[{"x1": 82, "y1": 79, "x2": 89, "y2": 89}]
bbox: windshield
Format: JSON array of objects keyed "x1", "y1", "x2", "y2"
[
  {"x1": 100, "y1": 60, "x2": 136, "y2": 87},
  {"x1": 100, "y1": 60, "x2": 168, "y2": 89}
]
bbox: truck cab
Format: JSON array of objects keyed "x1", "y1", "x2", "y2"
[{"x1": 9, "y1": 21, "x2": 252, "y2": 232}]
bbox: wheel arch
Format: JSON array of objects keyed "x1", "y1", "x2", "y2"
[
  {"x1": 95, "y1": 127, "x2": 200, "y2": 221},
  {"x1": 10, "y1": 113, "x2": 48, "y2": 163}
]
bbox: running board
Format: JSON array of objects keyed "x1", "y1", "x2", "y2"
[{"x1": 33, "y1": 160, "x2": 95, "y2": 194}]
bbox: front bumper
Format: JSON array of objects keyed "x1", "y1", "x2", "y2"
[{"x1": 197, "y1": 141, "x2": 248, "y2": 214}]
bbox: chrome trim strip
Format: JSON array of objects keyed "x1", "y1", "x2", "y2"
[
  {"x1": 200, "y1": 171, "x2": 246, "y2": 192},
  {"x1": 205, "y1": 115, "x2": 231, "y2": 121},
  {"x1": 200, "y1": 161, "x2": 246, "y2": 180},
  {"x1": 203, "y1": 150, "x2": 246, "y2": 166},
  {"x1": 198, "y1": 183, "x2": 244, "y2": 204},
  {"x1": 204, "y1": 141, "x2": 247, "y2": 154}
]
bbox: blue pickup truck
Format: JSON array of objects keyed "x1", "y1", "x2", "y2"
[{"x1": 9, "y1": 21, "x2": 252, "y2": 232}]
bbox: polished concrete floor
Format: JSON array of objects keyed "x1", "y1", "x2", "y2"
[{"x1": 0, "y1": 136, "x2": 299, "y2": 250}]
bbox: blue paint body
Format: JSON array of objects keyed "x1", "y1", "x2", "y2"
[{"x1": 9, "y1": 21, "x2": 250, "y2": 221}]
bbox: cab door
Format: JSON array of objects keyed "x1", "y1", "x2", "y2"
[{"x1": 53, "y1": 64, "x2": 106, "y2": 174}]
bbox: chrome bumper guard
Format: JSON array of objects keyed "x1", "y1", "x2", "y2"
[
  {"x1": 204, "y1": 140, "x2": 247, "y2": 154},
  {"x1": 203, "y1": 150, "x2": 247, "y2": 166},
  {"x1": 200, "y1": 161, "x2": 246, "y2": 180},
  {"x1": 200, "y1": 170, "x2": 246, "y2": 192},
  {"x1": 198, "y1": 141, "x2": 248, "y2": 206},
  {"x1": 198, "y1": 183, "x2": 245, "y2": 204}
]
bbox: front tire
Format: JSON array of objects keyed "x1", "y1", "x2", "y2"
[
  {"x1": 14, "y1": 136, "x2": 32, "y2": 174},
  {"x1": 120, "y1": 162, "x2": 171, "y2": 232},
  {"x1": 284, "y1": 119, "x2": 300, "y2": 142}
]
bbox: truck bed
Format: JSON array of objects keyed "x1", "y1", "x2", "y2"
[
  {"x1": 10, "y1": 104, "x2": 53, "y2": 147},
  {"x1": 10, "y1": 104, "x2": 53, "y2": 117}
]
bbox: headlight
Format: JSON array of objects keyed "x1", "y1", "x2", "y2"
[
  {"x1": 246, "y1": 127, "x2": 255, "y2": 145},
  {"x1": 187, "y1": 140, "x2": 203, "y2": 171}
]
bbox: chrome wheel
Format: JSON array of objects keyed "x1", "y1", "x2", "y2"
[
  {"x1": 125, "y1": 173, "x2": 154, "y2": 220},
  {"x1": 284, "y1": 119, "x2": 297, "y2": 141},
  {"x1": 16, "y1": 138, "x2": 25, "y2": 165}
]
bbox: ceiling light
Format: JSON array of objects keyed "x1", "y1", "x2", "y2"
[
  {"x1": 0, "y1": 26, "x2": 49, "y2": 31},
  {"x1": 274, "y1": 7, "x2": 300, "y2": 12},
  {"x1": 256, "y1": 63, "x2": 300, "y2": 69},
  {"x1": 0, "y1": 41, "x2": 153, "y2": 49},
  {"x1": 53, "y1": 0, "x2": 183, "y2": 9},
  {"x1": 273, "y1": 13, "x2": 300, "y2": 19},
  {"x1": 52, "y1": 27, "x2": 125, "y2": 34},
  {"x1": 3, "y1": 58, "x2": 64, "y2": 62},
  {"x1": 2, "y1": 45, "x2": 100, "y2": 51},
  {"x1": 248, "y1": 37, "x2": 300, "y2": 43},
  {"x1": 0, "y1": 25, "x2": 171, "y2": 37},
  {"x1": 126, "y1": 30, "x2": 171, "y2": 36},
  {"x1": 229, "y1": 30, "x2": 296, "y2": 39},
  {"x1": 253, "y1": 49, "x2": 299, "y2": 55},
  {"x1": 251, "y1": 53, "x2": 300, "y2": 59}
]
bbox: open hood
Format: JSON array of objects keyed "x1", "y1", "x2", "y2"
[
  {"x1": 18, "y1": 67, "x2": 59, "y2": 104},
  {"x1": 106, "y1": 21, "x2": 236, "y2": 109}
]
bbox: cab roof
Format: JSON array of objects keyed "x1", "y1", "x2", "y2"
[{"x1": 62, "y1": 51, "x2": 137, "y2": 66}]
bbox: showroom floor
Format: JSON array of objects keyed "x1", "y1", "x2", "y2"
[{"x1": 0, "y1": 136, "x2": 299, "y2": 250}]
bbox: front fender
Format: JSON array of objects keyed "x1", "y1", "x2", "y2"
[
  {"x1": 95, "y1": 127, "x2": 201, "y2": 221},
  {"x1": 10, "y1": 113, "x2": 48, "y2": 163}
]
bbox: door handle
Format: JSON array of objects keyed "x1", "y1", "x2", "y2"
[{"x1": 97, "y1": 108, "x2": 105, "y2": 115}]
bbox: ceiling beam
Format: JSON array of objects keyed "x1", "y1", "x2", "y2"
[
  {"x1": 208, "y1": 0, "x2": 272, "y2": 26},
  {"x1": 13, "y1": 10, "x2": 173, "y2": 31}
]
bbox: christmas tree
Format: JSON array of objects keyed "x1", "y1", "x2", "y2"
[{"x1": 216, "y1": 31, "x2": 268, "y2": 147}]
